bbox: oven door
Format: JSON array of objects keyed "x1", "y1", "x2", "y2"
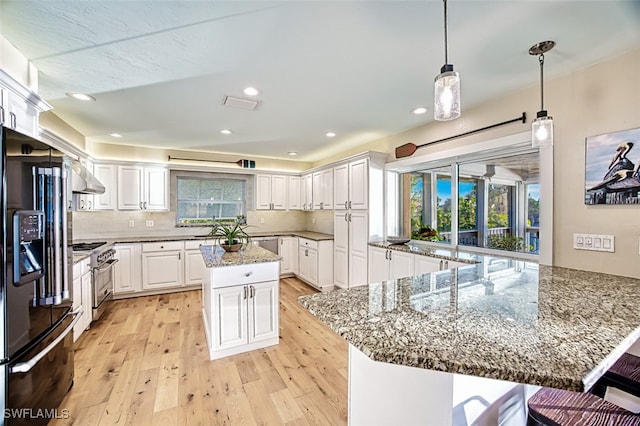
[{"x1": 92, "y1": 258, "x2": 118, "y2": 320}]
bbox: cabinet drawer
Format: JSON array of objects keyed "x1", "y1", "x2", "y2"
[
  {"x1": 142, "y1": 241, "x2": 184, "y2": 252},
  {"x1": 184, "y1": 240, "x2": 207, "y2": 250},
  {"x1": 298, "y1": 238, "x2": 318, "y2": 251},
  {"x1": 211, "y1": 262, "x2": 279, "y2": 288}
]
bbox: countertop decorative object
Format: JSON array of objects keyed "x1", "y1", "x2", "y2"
[
  {"x1": 299, "y1": 255, "x2": 640, "y2": 392},
  {"x1": 199, "y1": 243, "x2": 281, "y2": 268}
]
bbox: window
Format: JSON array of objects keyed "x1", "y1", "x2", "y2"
[{"x1": 176, "y1": 176, "x2": 246, "y2": 225}]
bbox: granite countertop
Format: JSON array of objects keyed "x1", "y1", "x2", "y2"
[
  {"x1": 299, "y1": 256, "x2": 640, "y2": 392},
  {"x1": 72, "y1": 230, "x2": 333, "y2": 246},
  {"x1": 199, "y1": 243, "x2": 281, "y2": 268},
  {"x1": 369, "y1": 241, "x2": 480, "y2": 264}
]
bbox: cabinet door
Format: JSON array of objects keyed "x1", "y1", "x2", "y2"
[
  {"x1": 287, "y1": 176, "x2": 301, "y2": 210},
  {"x1": 142, "y1": 251, "x2": 183, "y2": 290},
  {"x1": 389, "y1": 251, "x2": 415, "y2": 280},
  {"x1": 312, "y1": 172, "x2": 322, "y2": 209},
  {"x1": 349, "y1": 159, "x2": 368, "y2": 209},
  {"x1": 185, "y1": 249, "x2": 208, "y2": 286},
  {"x1": 414, "y1": 256, "x2": 442, "y2": 275},
  {"x1": 118, "y1": 165, "x2": 143, "y2": 209},
  {"x1": 279, "y1": 237, "x2": 298, "y2": 275},
  {"x1": 114, "y1": 244, "x2": 142, "y2": 294},
  {"x1": 5, "y1": 90, "x2": 38, "y2": 138},
  {"x1": 213, "y1": 286, "x2": 248, "y2": 351},
  {"x1": 80, "y1": 270, "x2": 93, "y2": 332},
  {"x1": 144, "y1": 167, "x2": 169, "y2": 210},
  {"x1": 256, "y1": 175, "x2": 272, "y2": 210},
  {"x1": 334, "y1": 211, "x2": 349, "y2": 289},
  {"x1": 248, "y1": 281, "x2": 279, "y2": 344},
  {"x1": 92, "y1": 163, "x2": 116, "y2": 210},
  {"x1": 321, "y1": 169, "x2": 334, "y2": 210},
  {"x1": 303, "y1": 174, "x2": 313, "y2": 210},
  {"x1": 349, "y1": 211, "x2": 369, "y2": 287},
  {"x1": 334, "y1": 164, "x2": 349, "y2": 209},
  {"x1": 271, "y1": 175, "x2": 287, "y2": 210},
  {"x1": 298, "y1": 245, "x2": 317, "y2": 285},
  {"x1": 72, "y1": 274, "x2": 83, "y2": 342},
  {"x1": 368, "y1": 247, "x2": 389, "y2": 283}
]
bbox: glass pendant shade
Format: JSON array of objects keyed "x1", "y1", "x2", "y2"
[
  {"x1": 531, "y1": 113, "x2": 553, "y2": 148},
  {"x1": 434, "y1": 66, "x2": 460, "y2": 121}
]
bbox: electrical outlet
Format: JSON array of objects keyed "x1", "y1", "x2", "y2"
[
  {"x1": 128, "y1": 220, "x2": 134, "y2": 228},
  {"x1": 260, "y1": 217, "x2": 265, "y2": 224},
  {"x1": 145, "y1": 220, "x2": 154, "y2": 227}
]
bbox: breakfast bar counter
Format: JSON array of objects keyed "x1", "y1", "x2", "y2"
[{"x1": 299, "y1": 255, "x2": 640, "y2": 424}]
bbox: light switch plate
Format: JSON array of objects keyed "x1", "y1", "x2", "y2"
[
  {"x1": 573, "y1": 233, "x2": 614, "y2": 252},
  {"x1": 145, "y1": 220, "x2": 154, "y2": 227}
]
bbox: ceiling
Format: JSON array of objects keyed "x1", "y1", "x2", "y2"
[{"x1": 1, "y1": 1, "x2": 639, "y2": 162}]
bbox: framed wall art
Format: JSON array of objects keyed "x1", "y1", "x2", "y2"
[{"x1": 585, "y1": 127, "x2": 640, "y2": 205}]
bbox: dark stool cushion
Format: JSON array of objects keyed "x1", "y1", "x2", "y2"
[
  {"x1": 592, "y1": 353, "x2": 640, "y2": 399},
  {"x1": 528, "y1": 387, "x2": 640, "y2": 426}
]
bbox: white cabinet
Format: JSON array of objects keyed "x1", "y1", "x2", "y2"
[
  {"x1": 301, "y1": 173, "x2": 313, "y2": 210},
  {"x1": 0, "y1": 80, "x2": 47, "y2": 138},
  {"x1": 312, "y1": 169, "x2": 333, "y2": 210},
  {"x1": 287, "y1": 176, "x2": 302, "y2": 210},
  {"x1": 72, "y1": 258, "x2": 92, "y2": 341},
  {"x1": 75, "y1": 158, "x2": 94, "y2": 211},
  {"x1": 297, "y1": 238, "x2": 333, "y2": 291},
  {"x1": 334, "y1": 210, "x2": 369, "y2": 289},
  {"x1": 256, "y1": 174, "x2": 287, "y2": 210},
  {"x1": 113, "y1": 243, "x2": 142, "y2": 295},
  {"x1": 203, "y1": 261, "x2": 280, "y2": 360},
  {"x1": 368, "y1": 246, "x2": 415, "y2": 282},
  {"x1": 92, "y1": 163, "x2": 116, "y2": 210},
  {"x1": 141, "y1": 241, "x2": 184, "y2": 290},
  {"x1": 414, "y1": 255, "x2": 467, "y2": 275},
  {"x1": 184, "y1": 240, "x2": 208, "y2": 286},
  {"x1": 117, "y1": 165, "x2": 168, "y2": 210},
  {"x1": 279, "y1": 236, "x2": 298, "y2": 275},
  {"x1": 334, "y1": 158, "x2": 368, "y2": 210}
]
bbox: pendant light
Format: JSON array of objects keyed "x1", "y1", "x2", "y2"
[
  {"x1": 434, "y1": 0, "x2": 460, "y2": 121},
  {"x1": 529, "y1": 40, "x2": 555, "y2": 147}
]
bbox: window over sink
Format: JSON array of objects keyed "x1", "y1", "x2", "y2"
[{"x1": 176, "y1": 176, "x2": 247, "y2": 226}]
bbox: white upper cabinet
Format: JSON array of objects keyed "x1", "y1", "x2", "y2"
[
  {"x1": 301, "y1": 173, "x2": 313, "y2": 211},
  {"x1": 334, "y1": 158, "x2": 369, "y2": 210},
  {"x1": 334, "y1": 164, "x2": 349, "y2": 210},
  {"x1": 0, "y1": 72, "x2": 50, "y2": 139},
  {"x1": 92, "y1": 163, "x2": 116, "y2": 210},
  {"x1": 287, "y1": 176, "x2": 302, "y2": 210},
  {"x1": 256, "y1": 174, "x2": 287, "y2": 210},
  {"x1": 313, "y1": 169, "x2": 333, "y2": 210},
  {"x1": 117, "y1": 165, "x2": 168, "y2": 210}
]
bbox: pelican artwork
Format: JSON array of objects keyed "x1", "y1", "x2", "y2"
[
  {"x1": 588, "y1": 142, "x2": 639, "y2": 191},
  {"x1": 603, "y1": 142, "x2": 634, "y2": 181}
]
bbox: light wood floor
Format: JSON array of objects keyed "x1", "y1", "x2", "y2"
[{"x1": 51, "y1": 278, "x2": 348, "y2": 425}]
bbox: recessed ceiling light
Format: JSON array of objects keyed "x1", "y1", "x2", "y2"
[
  {"x1": 109, "y1": 133, "x2": 122, "y2": 138},
  {"x1": 66, "y1": 92, "x2": 95, "y2": 101},
  {"x1": 243, "y1": 87, "x2": 260, "y2": 96},
  {"x1": 220, "y1": 129, "x2": 232, "y2": 135},
  {"x1": 288, "y1": 151, "x2": 297, "y2": 156},
  {"x1": 411, "y1": 106, "x2": 428, "y2": 115},
  {"x1": 325, "y1": 132, "x2": 336, "y2": 138}
]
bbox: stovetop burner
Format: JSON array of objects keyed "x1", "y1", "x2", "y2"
[{"x1": 72, "y1": 241, "x2": 107, "y2": 251}]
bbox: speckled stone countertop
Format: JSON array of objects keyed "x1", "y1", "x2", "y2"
[
  {"x1": 199, "y1": 243, "x2": 281, "y2": 268},
  {"x1": 299, "y1": 257, "x2": 640, "y2": 392},
  {"x1": 369, "y1": 241, "x2": 481, "y2": 264}
]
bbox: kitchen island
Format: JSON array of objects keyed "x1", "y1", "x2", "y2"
[
  {"x1": 299, "y1": 253, "x2": 640, "y2": 424},
  {"x1": 201, "y1": 244, "x2": 281, "y2": 360}
]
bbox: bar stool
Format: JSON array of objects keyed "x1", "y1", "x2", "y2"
[
  {"x1": 591, "y1": 353, "x2": 640, "y2": 400},
  {"x1": 527, "y1": 387, "x2": 640, "y2": 425}
]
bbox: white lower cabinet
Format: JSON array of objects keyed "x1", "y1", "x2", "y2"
[
  {"x1": 142, "y1": 241, "x2": 184, "y2": 290},
  {"x1": 184, "y1": 240, "x2": 208, "y2": 286},
  {"x1": 72, "y1": 258, "x2": 92, "y2": 341},
  {"x1": 114, "y1": 243, "x2": 142, "y2": 295},
  {"x1": 297, "y1": 238, "x2": 333, "y2": 291},
  {"x1": 414, "y1": 255, "x2": 467, "y2": 275},
  {"x1": 368, "y1": 246, "x2": 415, "y2": 282},
  {"x1": 203, "y1": 261, "x2": 280, "y2": 360},
  {"x1": 279, "y1": 236, "x2": 298, "y2": 275}
]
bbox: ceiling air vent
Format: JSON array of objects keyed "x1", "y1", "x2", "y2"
[{"x1": 222, "y1": 95, "x2": 259, "y2": 111}]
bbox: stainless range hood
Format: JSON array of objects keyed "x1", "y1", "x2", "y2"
[{"x1": 71, "y1": 160, "x2": 105, "y2": 194}]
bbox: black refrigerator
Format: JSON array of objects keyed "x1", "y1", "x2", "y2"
[{"x1": 1, "y1": 126, "x2": 79, "y2": 425}]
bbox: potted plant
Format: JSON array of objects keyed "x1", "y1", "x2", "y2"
[{"x1": 207, "y1": 220, "x2": 252, "y2": 252}]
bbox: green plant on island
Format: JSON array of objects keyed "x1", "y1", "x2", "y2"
[
  {"x1": 207, "y1": 219, "x2": 252, "y2": 246},
  {"x1": 411, "y1": 221, "x2": 445, "y2": 242}
]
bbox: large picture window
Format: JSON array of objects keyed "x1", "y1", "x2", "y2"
[{"x1": 176, "y1": 176, "x2": 246, "y2": 225}]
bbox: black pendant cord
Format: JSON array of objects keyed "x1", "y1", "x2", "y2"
[
  {"x1": 443, "y1": 0, "x2": 449, "y2": 65},
  {"x1": 539, "y1": 53, "x2": 545, "y2": 110},
  {"x1": 414, "y1": 112, "x2": 527, "y2": 150}
]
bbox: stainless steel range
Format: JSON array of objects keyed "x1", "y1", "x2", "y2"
[{"x1": 72, "y1": 242, "x2": 118, "y2": 321}]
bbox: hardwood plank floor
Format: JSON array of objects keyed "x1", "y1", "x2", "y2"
[{"x1": 50, "y1": 278, "x2": 348, "y2": 425}]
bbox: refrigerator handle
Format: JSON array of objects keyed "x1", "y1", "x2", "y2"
[
  {"x1": 9, "y1": 306, "x2": 83, "y2": 373},
  {"x1": 61, "y1": 167, "x2": 70, "y2": 300},
  {"x1": 34, "y1": 168, "x2": 48, "y2": 304},
  {"x1": 52, "y1": 167, "x2": 63, "y2": 304}
]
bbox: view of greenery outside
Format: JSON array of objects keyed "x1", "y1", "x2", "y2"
[
  {"x1": 436, "y1": 175, "x2": 452, "y2": 241},
  {"x1": 487, "y1": 184, "x2": 512, "y2": 229},
  {"x1": 527, "y1": 183, "x2": 540, "y2": 227},
  {"x1": 458, "y1": 178, "x2": 478, "y2": 231},
  {"x1": 410, "y1": 174, "x2": 424, "y2": 232},
  {"x1": 177, "y1": 177, "x2": 245, "y2": 225}
]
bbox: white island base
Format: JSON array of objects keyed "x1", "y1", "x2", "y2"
[
  {"x1": 201, "y1": 253, "x2": 280, "y2": 360},
  {"x1": 348, "y1": 344, "x2": 540, "y2": 426}
]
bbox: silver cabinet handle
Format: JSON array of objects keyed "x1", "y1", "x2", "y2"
[
  {"x1": 305, "y1": 249, "x2": 308, "y2": 257},
  {"x1": 385, "y1": 250, "x2": 388, "y2": 260},
  {"x1": 80, "y1": 199, "x2": 85, "y2": 209},
  {"x1": 243, "y1": 286, "x2": 247, "y2": 299},
  {"x1": 348, "y1": 213, "x2": 352, "y2": 222},
  {"x1": 88, "y1": 200, "x2": 92, "y2": 210},
  {"x1": 320, "y1": 202, "x2": 323, "y2": 210},
  {"x1": 144, "y1": 201, "x2": 148, "y2": 209},
  {"x1": 139, "y1": 201, "x2": 143, "y2": 209},
  {"x1": 344, "y1": 212, "x2": 348, "y2": 222},
  {"x1": 250, "y1": 285, "x2": 255, "y2": 298},
  {"x1": 160, "y1": 245, "x2": 164, "y2": 249},
  {"x1": 388, "y1": 250, "x2": 392, "y2": 260},
  {"x1": 344, "y1": 201, "x2": 348, "y2": 209},
  {"x1": 10, "y1": 111, "x2": 16, "y2": 129},
  {"x1": 0, "y1": 105, "x2": 5, "y2": 124},
  {"x1": 244, "y1": 271, "x2": 253, "y2": 277},
  {"x1": 439, "y1": 260, "x2": 444, "y2": 270},
  {"x1": 178, "y1": 252, "x2": 181, "y2": 260},
  {"x1": 10, "y1": 307, "x2": 83, "y2": 373},
  {"x1": 444, "y1": 260, "x2": 449, "y2": 269},
  {"x1": 348, "y1": 200, "x2": 352, "y2": 209}
]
